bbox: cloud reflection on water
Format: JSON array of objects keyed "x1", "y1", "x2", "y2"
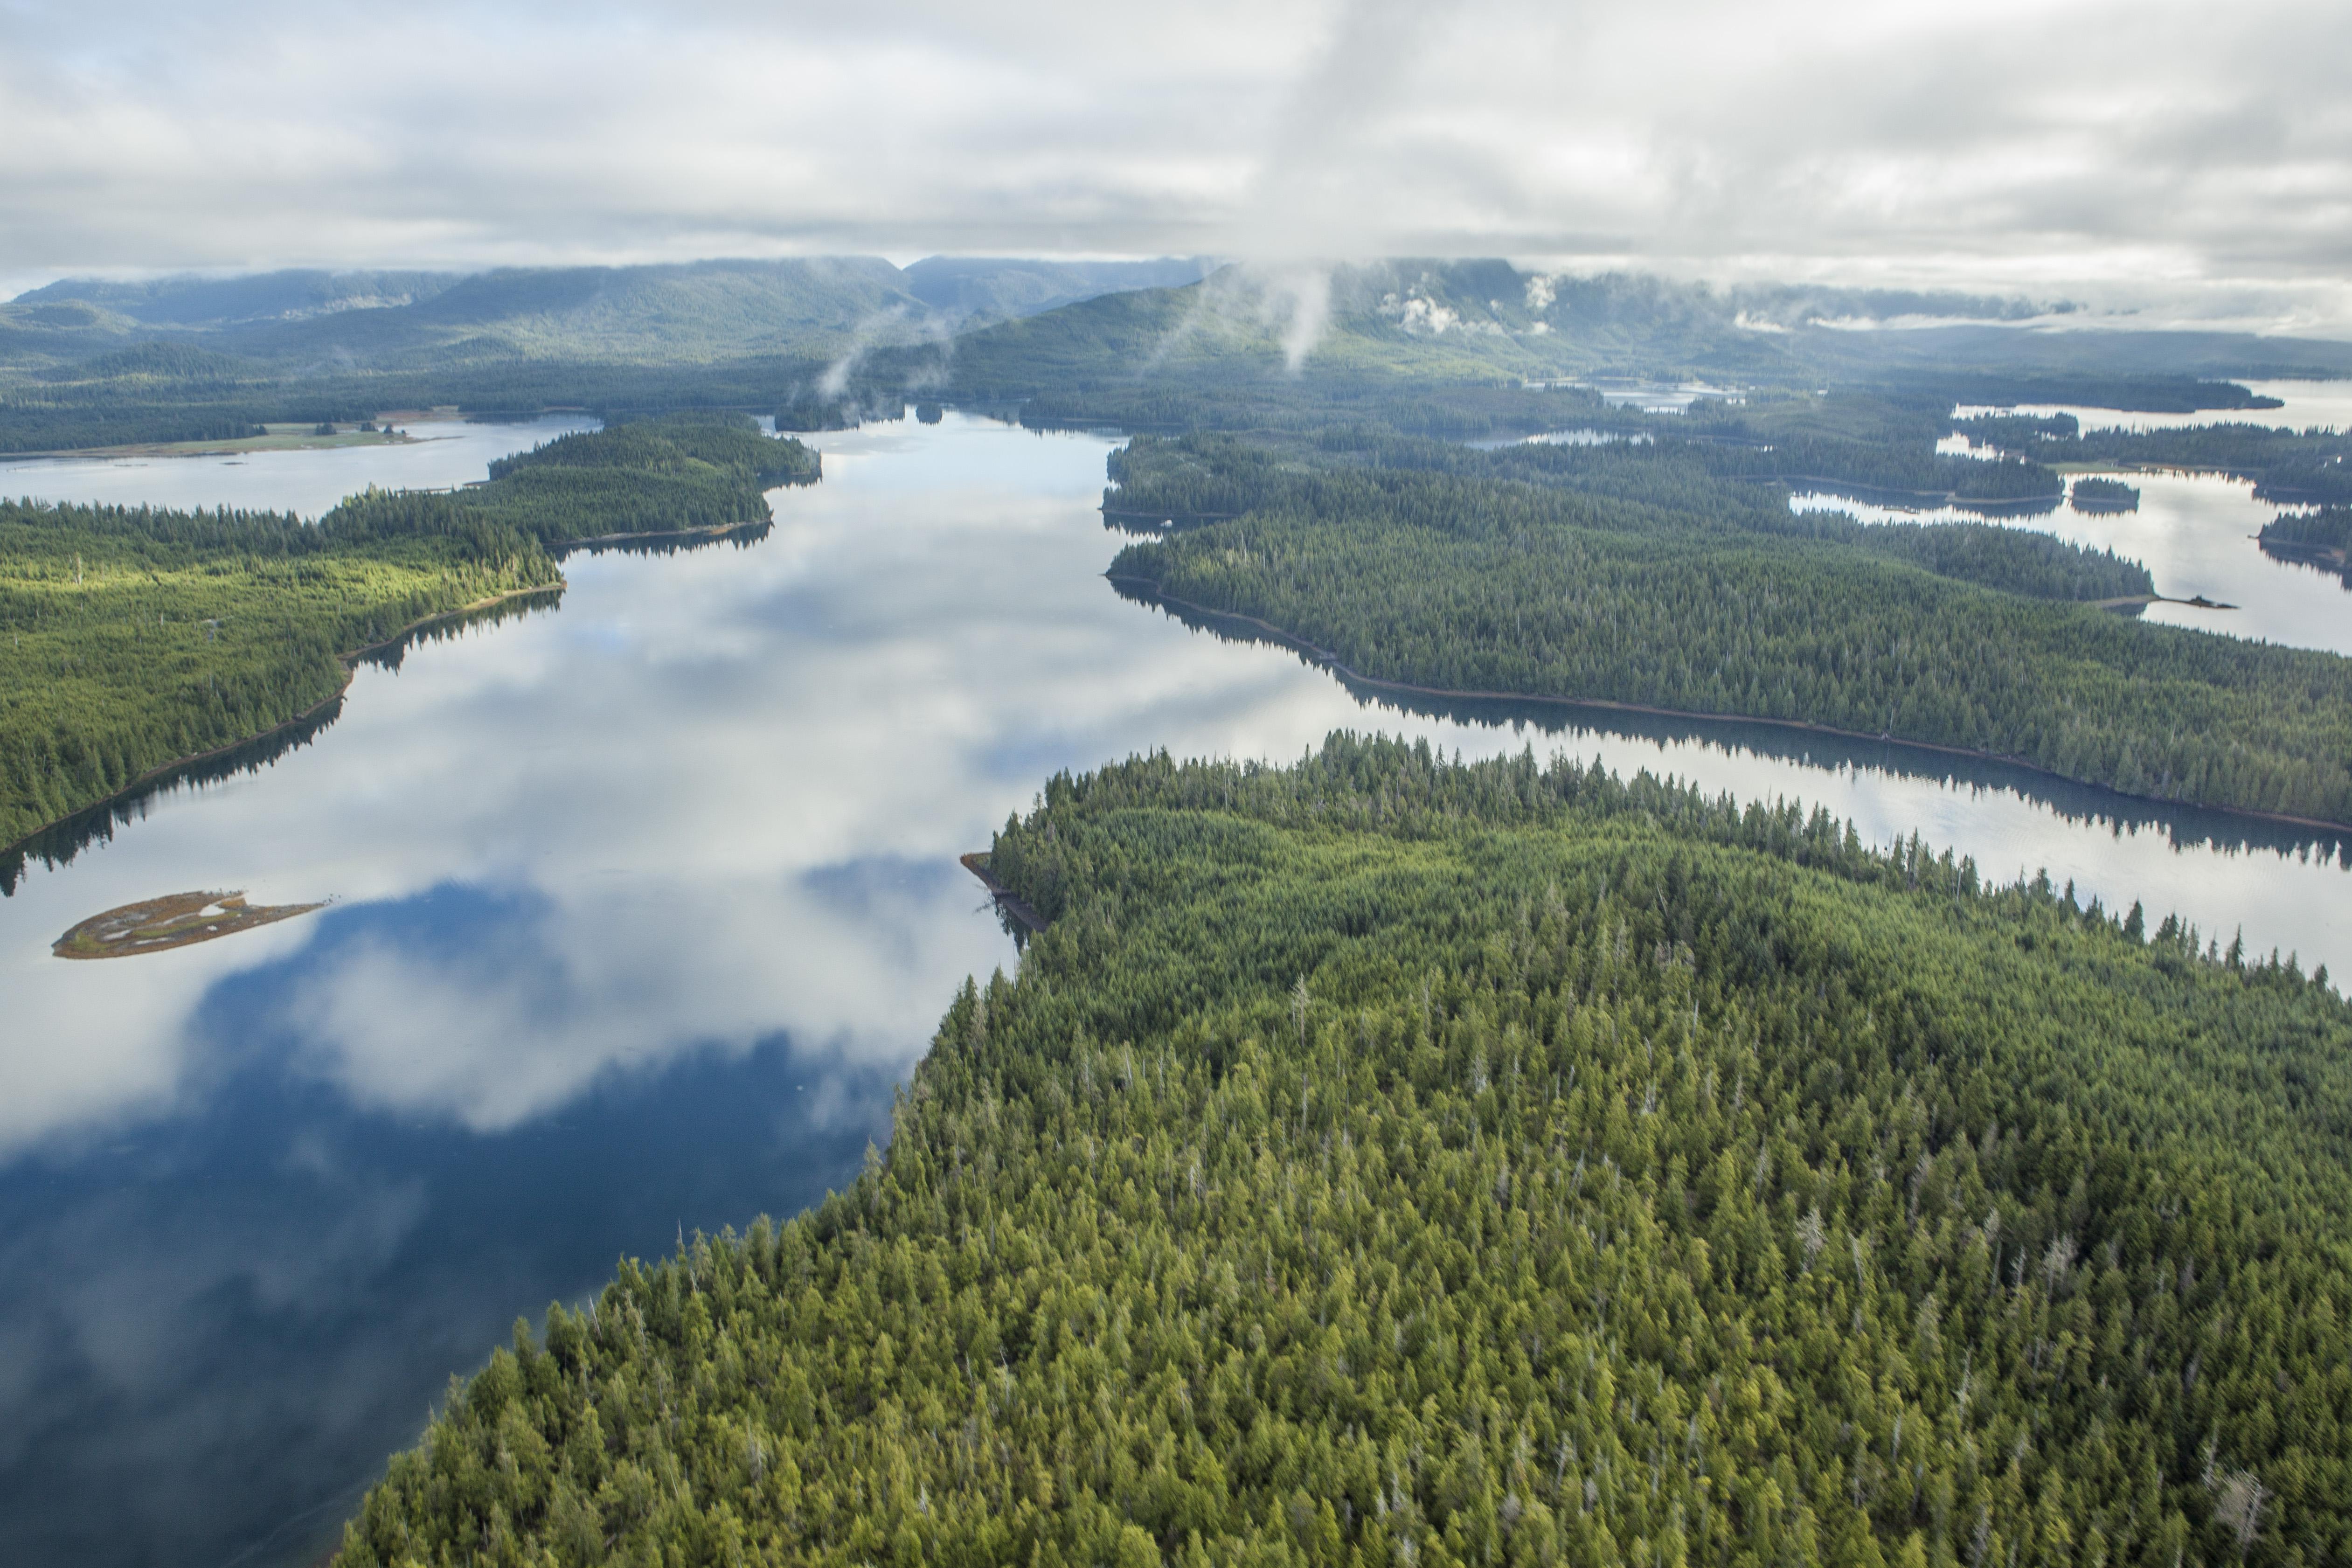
[{"x1": 0, "y1": 1017, "x2": 893, "y2": 1568}]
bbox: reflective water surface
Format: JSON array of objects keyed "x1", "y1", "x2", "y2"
[
  {"x1": 0, "y1": 414, "x2": 599, "y2": 517},
  {"x1": 1951, "y1": 377, "x2": 2352, "y2": 435},
  {"x1": 4, "y1": 413, "x2": 2350, "y2": 1568}
]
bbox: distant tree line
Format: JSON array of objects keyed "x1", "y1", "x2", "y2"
[
  {"x1": 2256, "y1": 508, "x2": 2352, "y2": 585},
  {"x1": 1963, "y1": 424, "x2": 2352, "y2": 508}
]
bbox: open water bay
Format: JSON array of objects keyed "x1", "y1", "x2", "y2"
[{"x1": 3, "y1": 413, "x2": 2350, "y2": 1567}]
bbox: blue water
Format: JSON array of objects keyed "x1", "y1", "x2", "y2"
[
  {"x1": 3, "y1": 411, "x2": 2350, "y2": 1567},
  {"x1": 0, "y1": 954, "x2": 893, "y2": 1567}
]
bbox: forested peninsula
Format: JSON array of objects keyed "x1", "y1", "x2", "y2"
[
  {"x1": 1100, "y1": 432, "x2": 2352, "y2": 829},
  {"x1": 2257, "y1": 508, "x2": 2352, "y2": 584},
  {"x1": 333, "y1": 737, "x2": 2351, "y2": 1568},
  {"x1": 0, "y1": 414, "x2": 814, "y2": 848}
]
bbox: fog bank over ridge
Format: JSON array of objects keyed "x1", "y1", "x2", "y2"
[{"x1": 1, "y1": 0, "x2": 2347, "y2": 334}]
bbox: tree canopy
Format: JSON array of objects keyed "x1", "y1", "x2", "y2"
[{"x1": 333, "y1": 736, "x2": 2352, "y2": 1568}]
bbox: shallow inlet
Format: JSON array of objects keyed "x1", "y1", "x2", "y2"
[{"x1": 0, "y1": 411, "x2": 2346, "y2": 1568}]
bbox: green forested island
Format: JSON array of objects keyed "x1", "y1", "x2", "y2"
[
  {"x1": 326, "y1": 412, "x2": 815, "y2": 547},
  {"x1": 468, "y1": 412, "x2": 817, "y2": 543},
  {"x1": 2070, "y1": 479, "x2": 2141, "y2": 513},
  {"x1": 1101, "y1": 432, "x2": 2352, "y2": 828},
  {"x1": 0, "y1": 414, "x2": 815, "y2": 847},
  {"x1": 333, "y1": 738, "x2": 2351, "y2": 1568}
]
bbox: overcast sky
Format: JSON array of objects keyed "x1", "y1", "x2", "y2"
[{"x1": 4, "y1": 0, "x2": 2348, "y2": 329}]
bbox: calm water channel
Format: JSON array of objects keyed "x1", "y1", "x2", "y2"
[
  {"x1": 3, "y1": 411, "x2": 2350, "y2": 1568},
  {"x1": 1951, "y1": 377, "x2": 2352, "y2": 436},
  {"x1": 1793, "y1": 467, "x2": 2352, "y2": 651}
]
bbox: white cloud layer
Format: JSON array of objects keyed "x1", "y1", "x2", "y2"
[{"x1": 2, "y1": 0, "x2": 2350, "y2": 320}]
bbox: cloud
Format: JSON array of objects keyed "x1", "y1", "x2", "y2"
[
  {"x1": 1, "y1": 0, "x2": 2349, "y2": 318},
  {"x1": 816, "y1": 306, "x2": 910, "y2": 399},
  {"x1": 1230, "y1": 0, "x2": 1443, "y2": 263}
]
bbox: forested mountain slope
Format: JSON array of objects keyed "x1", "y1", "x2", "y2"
[
  {"x1": 9, "y1": 254, "x2": 2346, "y2": 455},
  {"x1": 11, "y1": 268, "x2": 464, "y2": 328},
  {"x1": 14, "y1": 258, "x2": 916, "y2": 371},
  {"x1": 900, "y1": 257, "x2": 1217, "y2": 326},
  {"x1": 0, "y1": 258, "x2": 927, "y2": 452},
  {"x1": 923, "y1": 262, "x2": 2352, "y2": 412},
  {"x1": 929, "y1": 263, "x2": 1807, "y2": 392},
  {"x1": 333, "y1": 738, "x2": 2351, "y2": 1568},
  {"x1": 0, "y1": 256, "x2": 1211, "y2": 451}
]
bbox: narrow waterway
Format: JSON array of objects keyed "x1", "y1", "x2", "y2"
[
  {"x1": 1794, "y1": 467, "x2": 2352, "y2": 652},
  {"x1": 1952, "y1": 377, "x2": 2352, "y2": 436},
  {"x1": 1, "y1": 412, "x2": 2346, "y2": 1568}
]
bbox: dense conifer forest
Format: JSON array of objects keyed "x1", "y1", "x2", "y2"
[
  {"x1": 2069, "y1": 480, "x2": 2140, "y2": 513},
  {"x1": 1958, "y1": 424, "x2": 2352, "y2": 508},
  {"x1": 1100, "y1": 432, "x2": 2352, "y2": 827},
  {"x1": 331, "y1": 737, "x2": 2352, "y2": 1568}
]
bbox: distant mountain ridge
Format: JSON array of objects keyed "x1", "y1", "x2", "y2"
[
  {"x1": 2, "y1": 256, "x2": 1221, "y2": 375},
  {"x1": 14, "y1": 256, "x2": 2352, "y2": 390},
  {"x1": 5, "y1": 256, "x2": 2348, "y2": 454},
  {"x1": 922, "y1": 260, "x2": 2352, "y2": 399},
  {"x1": 13, "y1": 269, "x2": 462, "y2": 327},
  {"x1": 900, "y1": 256, "x2": 1216, "y2": 323}
]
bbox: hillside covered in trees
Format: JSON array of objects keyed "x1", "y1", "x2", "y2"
[
  {"x1": 13, "y1": 252, "x2": 2348, "y2": 456},
  {"x1": 1100, "y1": 431, "x2": 2352, "y2": 827},
  {"x1": 331, "y1": 737, "x2": 2351, "y2": 1568},
  {"x1": 0, "y1": 257, "x2": 1211, "y2": 452}
]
